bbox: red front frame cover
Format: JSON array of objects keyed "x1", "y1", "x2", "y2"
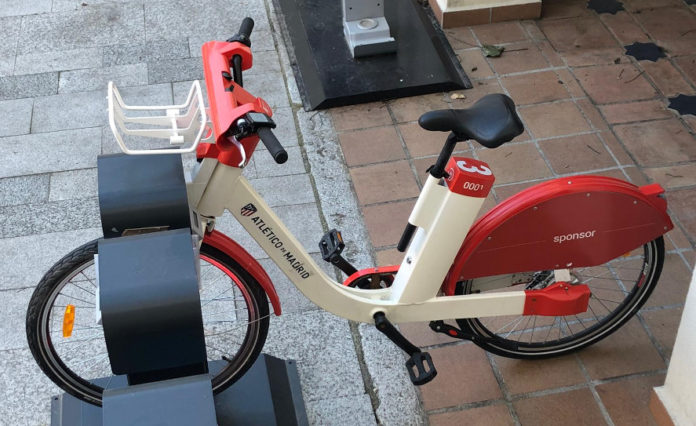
[{"x1": 443, "y1": 176, "x2": 673, "y2": 295}]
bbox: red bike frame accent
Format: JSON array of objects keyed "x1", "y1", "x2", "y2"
[
  {"x1": 343, "y1": 265, "x2": 400, "y2": 287},
  {"x1": 443, "y1": 176, "x2": 673, "y2": 296},
  {"x1": 199, "y1": 41, "x2": 273, "y2": 167},
  {"x1": 203, "y1": 230, "x2": 281, "y2": 315},
  {"x1": 523, "y1": 282, "x2": 591, "y2": 316}
]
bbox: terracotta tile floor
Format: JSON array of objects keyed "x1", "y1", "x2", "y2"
[{"x1": 329, "y1": 0, "x2": 695, "y2": 423}]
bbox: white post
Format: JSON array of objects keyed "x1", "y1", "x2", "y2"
[
  {"x1": 342, "y1": 0, "x2": 396, "y2": 58},
  {"x1": 652, "y1": 268, "x2": 696, "y2": 424}
]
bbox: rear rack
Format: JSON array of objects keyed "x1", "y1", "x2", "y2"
[{"x1": 107, "y1": 81, "x2": 210, "y2": 155}]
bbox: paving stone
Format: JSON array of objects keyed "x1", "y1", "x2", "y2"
[
  {"x1": 0, "y1": 56, "x2": 13, "y2": 77},
  {"x1": 0, "y1": 197, "x2": 101, "y2": 239},
  {"x1": 32, "y1": 90, "x2": 106, "y2": 132},
  {"x1": 172, "y1": 80, "x2": 208, "y2": 105},
  {"x1": 358, "y1": 323, "x2": 426, "y2": 425},
  {"x1": 306, "y1": 394, "x2": 376, "y2": 426},
  {"x1": 596, "y1": 374, "x2": 666, "y2": 426},
  {"x1": 0, "y1": 287, "x2": 32, "y2": 351},
  {"x1": 148, "y1": 57, "x2": 203, "y2": 84},
  {"x1": 18, "y1": 3, "x2": 145, "y2": 54},
  {"x1": 0, "y1": 347, "x2": 60, "y2": 424},
  {"x1": 599, "y1": 100, "x2": 672, "y2": 124},
  {"x1": 349, "y1": 161, "x2": 420, "y2": 205},
  {"x1": 144, "y1": 0, "x2": 270, "y2": 40},
  {"x1": 518, "y1": 101, "x2": 591, "y2": 138},
  {"x1": 539, "y1": 133, "x2": 617, "y2": 174},
  {"x1": 0, "y1": 175, "x2": 49, "y2": 207},
  {"x1": 244, "y1": 71, "x2": 289, "y2": 109},
  {"x1": 59, "y1": 63, "x2": 148, "y2": 93},
  {"x1": 52, "y1": 0, "x2": 145, "y2": 11},
  {"x1": 269, "y1": 107, "x2": 299, "y2": 148},
  {"x1": 0, "y1": 72, "x2": 58, "y2": 101},
  {"x1": 488, "y1": 42, "x2": 550, "y2": 75},
  {"x1": 49, "y1": 168, "x2": 98, "y2": 201},
  {"x1": 0, "y1": 227, "x2": 102, "y2": 290},
  {"x1": 575, "y1": 64, "x2": 657, "y2": 104},
  {"x1": 102, "y1": 38, "x2": 190, "y2": 66},
  {"x1": 257, "y1": 254, "x2": 328, "y2": 315},
  {"x1": 613, "y1": 119, "x2": 696, "y2": 167},
  {"x1": 0, "y1": 16, "x2": 21, "y2": 57},
  {"x1": 0, "y1": 128, "x2": 100, "y2": 178},
  {"x1": 14, "y1": 48, "x2": 103, "y2": 76},
  {"x1": 0, "y1": 0, "x2": 52, "y2": 17},
  {"x1": 254, "y1": 146, "x2": 306, "y2": 177},
  {"x1": 429, "y1": 404, "x2": 514, "y2": 426},
  {"x1": 249, "y1": 173, "x2": 316, "y2": 207},
  {"x1": 0, "y1": 98, "x2": 33, "y2": 137},
  {"x1": 640, "y1": 307, "x2": 682, "y2": 359},
  {"x1": 492, "y1": 354, "x2": 585, "y2": 395},
  {"x1": 263, "y1": 310, "x2": 364, "y2": 402},
  {"x1": 514, "y1": 388, "x2": 606, "y2": 426},
  {"x1": 476, "y1": 143, "x2": 552, "y2": 184},
  {"x1": 213, "y1": 211, "x2": 266, "y2": 260},
  {"x1": 339, "y1": 126, "x2": 405, "y2": 167}
]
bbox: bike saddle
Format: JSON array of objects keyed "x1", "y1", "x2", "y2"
[{"x1": 418, "y1": 94, "x2": 524, "y2": 148}]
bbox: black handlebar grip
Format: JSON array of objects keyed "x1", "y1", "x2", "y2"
[
  {"x1": 239, "y1": 17, "x2": 254, "y2": 40},
  {"x1": 258, "y1": 127, "x2": 288, "y2": 164}
]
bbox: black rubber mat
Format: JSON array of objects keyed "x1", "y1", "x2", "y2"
[
  {"x1": 624, "y1": 42, "x2": 666, "y2": 62},
  {"x1": 587, "y1": 0, "x2": 624, "y2": 14},
  {"x1": 668, "y1": 94, "x2": 696, "y2": 116}
]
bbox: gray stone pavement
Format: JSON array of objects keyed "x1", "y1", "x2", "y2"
[{"x1": 0, "y1": 0, "x2": 423, "y2": 425}]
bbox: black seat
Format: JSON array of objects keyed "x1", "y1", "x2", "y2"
[{"x1": 418, "y1": 94, "x2": 524, "y2": 148}]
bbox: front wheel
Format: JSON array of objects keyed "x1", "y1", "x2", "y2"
[
  {"x1": 456, "y1": 237, "x2": 664, "y2": 359},
  {"x1": 26, "y1": 239, "x2": 270, "y2": 406}
]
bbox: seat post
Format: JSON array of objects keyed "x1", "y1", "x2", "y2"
[{"x1": 429, "y1": 132, "x2": 460, "y2": 179}]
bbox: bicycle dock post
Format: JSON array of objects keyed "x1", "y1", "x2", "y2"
[{"x1": 49, "y1": 153, "x2": 307, "y2": 426}]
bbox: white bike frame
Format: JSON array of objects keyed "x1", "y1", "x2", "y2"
[{"x1": 188, "y1": 157, "x2": 529, "y2": 324}]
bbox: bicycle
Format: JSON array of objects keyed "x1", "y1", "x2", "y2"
[{"x1": 26, "y1": 17, "x2": 673, "y2": 406}]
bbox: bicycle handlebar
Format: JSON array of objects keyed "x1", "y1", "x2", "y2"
[{"x1": 258, "y1": 127, "x2": 288, "y2": 164}]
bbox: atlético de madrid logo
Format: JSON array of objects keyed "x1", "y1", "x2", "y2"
[{"x1": 241, "y1": 203, "x2": 257, "y2": 217}]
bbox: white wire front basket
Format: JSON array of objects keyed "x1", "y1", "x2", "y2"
[{"x1": 107, "y1": 80, "x2": 210, "y2": 155}]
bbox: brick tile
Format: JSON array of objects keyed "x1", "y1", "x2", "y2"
[
  {"x1": 540, "y1": 134, "x2": 617, "y2": 174},
  {"x1": 419, "y1": 344, "x2": 502, "y2": 410},
  {"x1": 541, "y1": 0, "x2": 593, "y2": 20},
  {"x1": 521, "y1": 20, "x2": 546, "y2": 41},
  {"x1": 514, "y1": 389, "x2": 606, "y2": 426},
  {"x1": 456, "y1": 48, "x2": 495, "y2": 79},
  {"x1": 666, "y1": 189, "x2": 696, "y2": 244},
  {"x1": 387, "y1": 93, "x2": 449, "y2": 124},
  {"x1": 349, "y1": 161, "x2": 420, "y2": 205},
  {"x1": 623, "y1": 0, "x2": 683, "y2": 10},
  {"x1": 620, "y1": 166, "x2": 648, "y2": 186},
  {"x1": 575, "y1": 64, "x2": 658, "y2": 104},
  {"x1": 599, "y1": 100, "x2": 672, "y2": 124},
  {"x1": 641, "y1": 308, "x2": 682, "y2": 358},
  {"x1": 540, "y1": 16, "x2": 618, "y2": 52},
  {"x1": 563, "y1": 48, "x2": 626, "y2": 67},
  {"x1": 684, "y1": 114, "x2": 696, "y2": 134},
  {"x1": 492, "y1": 3, "x2": 542, "y2": 23},
  {"x1": 472, "y1": 21, "x2": 528, "y2": 45},
  {"x1": 398, "y1": 123, "x2": 448, "y2": 157},
  {"x1": 449, "y1": 79, "x2": 504, "y2": 108},
  {"x1": 579, "y1": 318, "x2": 665, "y2": 379},
  {"x1": 488, "y1": 42, "x2": 550, "y2": 75},
  {"x1": 363, "y1": 199, "x2": 416, "y2": 247},
  {"x1": 556, "y1": 69, "x2": 585, "y2": 98},
  {"x1": 338, "y1": 126, "x2": 405, "y2": 166},
  {"x1": 330, "y1": 102, "x2": 391, "y2": 131},
  {"x1": 412, "y1": 157, "x2": 438, "y2": 185},
  {"x1": 501, "y1": 71, "x2": 571, "y2": 105},
  {"x1": 675, "y1": 55, "x2": 696, "y2": 85},
  {"x1": 494, "y1": 180, "x2": 539, "y2": 201},
  {"x1": 476, "y1": 144, "x2": 553, "y2": 184},
  {"x1": 597, "y1": 374, "x2": 666, "y2": 426},
  {"x1": 599, "y1": 131, "x2": 634, "y2": 165},
  {"x1": 399, "y1": 321, "x2": 459, "y2": 348},
  {"x1": 444, "y1": 27, "x2": 478, "y2": 50},
  {"x1": 644, "y1": 163, "x2": 696, "y2": 189},
  {"x1": 635, "y1": 7, "x2": 696, "y2": 56},
  {"x1": 375, "y1": 248, "x2": 403, "y2": 266},
  {"x1": 684, "y1": 250, "x2": 695, "y2": 268},
  {"x1": 646, "y1": 253, "x2": 693, "y2": 308},
  {"x1": 665, "y1": 226, "x2": 693, "y2": 250},
  {"x1": 493, "y1": 354, "x2": 584, "y2": 395},
  {"x1": 429, "y1": 404, "x2": 514, "y2": 426},
  {"x1": 538, "y1": 40, "x2": 565, "y2": 67},
  {"x1": 519, "y1": 101, "x2": 591, "y2": 138},
  {"x1": 577, "y1": 98, "x2": 609, "y2": 131},
  {"x1": 613, "y1": 119, "x2": 696, "y2": 166},
  {"x1": 641, "y1": 60, "x2": 696, "y2": 97},
  {"x1": 600, "y1": 11, "x2": 651, "y2": 44}
]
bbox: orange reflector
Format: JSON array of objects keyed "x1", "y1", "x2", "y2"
[
  {"x1": 63, "y1": 304, "x2": 75, "y2": 338},
  {"x1": 622, "y1": 251, "x2": 633, "y2": 258}
]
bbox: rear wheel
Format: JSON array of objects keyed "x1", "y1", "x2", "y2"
[
  {"x1": 26, "y1": 239, "x2": 269, "y2": 406},
  {"x1": 455, "y1": 237, "x2": 664, "y2": 358}
]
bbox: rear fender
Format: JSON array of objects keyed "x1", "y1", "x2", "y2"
[
  {"x1": 203, "y1": 230, "x2": 281, "y2": 315},
  {"x1": 444, "y1": 176, "x2": 672, "y2": 295}
]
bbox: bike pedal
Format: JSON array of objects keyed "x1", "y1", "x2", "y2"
[
  {"x1": 319, "y1": 229, "x2": 357, "y2": 276},
  {"x1": 406, "y1": 351, "x2": 437, "y2": 386}
]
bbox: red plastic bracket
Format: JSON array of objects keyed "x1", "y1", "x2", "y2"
[{"x1": 523, "y1": 282, "x2": 591, "y2": 316}]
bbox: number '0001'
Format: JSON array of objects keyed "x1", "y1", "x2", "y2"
[{"x1": 462, "y1": 181, "x2": 483, "y2": 191}]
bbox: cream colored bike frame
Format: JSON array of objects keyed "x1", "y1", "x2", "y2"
[{"x1": 189, "y1": 158, "x2": 527, "y2": 324}]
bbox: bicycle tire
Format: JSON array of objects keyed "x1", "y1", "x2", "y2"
[
  {"x1": 26, "y1": 239, "x2": 269, "y2": 406},
  {"x1": 455, "y1": 237, "x2": 664, "y2": 359}
]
